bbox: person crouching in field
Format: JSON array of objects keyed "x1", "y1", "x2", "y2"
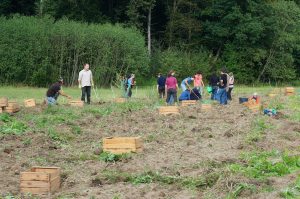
[
  {"x1": 157, "y1": 73, "x2": 166, "y2": 98},
  {"x1": 181, "y1": 76, "x2": 194, "y2": 91},
  {"x1": 78, "y1": 63, "x2": 94, "y2": 104},
  {"x1": 194, "y1": 71, "x2": 205, "y2": 96},
  {"x1": 46, "y1": 78, "x2": 72, "y2": 105},
  {"x1": 165, "y1": 70, "x2": 178, "y2": 105},
  {"x1": 216, "y1": 69, "x2": 228, "y2": 105}
]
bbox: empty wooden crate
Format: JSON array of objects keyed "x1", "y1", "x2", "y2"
[
  {"x1": 159, "y1": 106, "x2": 179, "y2": 115},
  {"x1": 103, "y1": 137, "x2": 143, "y2": 154},
  {"x1": 201, "y1": 104, "x2": 212, "y2": 110},
  {"x1": 285, "y1": 87, "x2": 295, "y2": 96},
  {"x1": 20, "y1": 167, "x2": 61, "y2": 195},
  {"x1": 181, "y1": 100, "x2": 197, "y2": 106},
  {"x1": 247, "y1": 104, "x2": 261, "y2": 112},
  {"x1": 5, "y1": 102, "x2": 20, "y2": 113},
  {"x1": 114, "y1": 98, "x2": 126, "y2": 103},
  {"x1": 24, "y1": 99, "x2": 36, "y2": 107},
  {"x1": 69, "y1": 100, "x2": 84, "y2": 107},
  {"x1": 0, "y1": 97, "x2": 8, "y2": 107}
]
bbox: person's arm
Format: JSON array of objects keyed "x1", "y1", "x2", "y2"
[
  {"x1": 78, "y1": 71, "x2": 82, "y2": 88},
  {"x1": 90, "y1": 71, "x2": 94, "y2": 87},
  {"x1": 58, "y1": 90, "x2": 72, "y2": 99},
  {"x1": 201, "y1": 80, "x2": 205, "y2": 87}
]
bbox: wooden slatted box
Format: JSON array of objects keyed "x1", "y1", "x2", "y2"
[
  {"x1": 201, "y1": 104, "x2": 212, "y2": 110},
  {"x1": 5, "y1": 102, "x2": 20, "y2": 113},
  {"x1": 24, "y1": 99, "x2": 36, "y2": 108},
  {"x1": 285, "y1": 87, "x2": 295, "y2": 96},
  {"x1": 159, "y1": 106, "x2": 179, "y2": 115},
  {"x1": 103, "y1": 137, "x2": 143, "y2": 154},
  {"x1": 20, "y1": 167, "x2": 61, "y2": 195},
  {"x1": 0, "y1": 97, "x2": 8, "y2": 107},
  {"x1": 114, "y1": 98, "x2": 126, "y2": 103},
  {"x1": 247, "y1": 104, "x2": 261, "y2": 112},
  {"x1": 69, "y1": 100, "x2": 84, "y2": 107},
  {"x1": 181, "y1": 100, "x2": 197, "y2": 106}
]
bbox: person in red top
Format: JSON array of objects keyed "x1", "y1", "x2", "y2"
[{"x1": 165, "y1": 70, "x2": 178, "y2": 105}]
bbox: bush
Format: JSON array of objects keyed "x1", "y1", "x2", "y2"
[{"x1": 0, "y1": 15, "x2": 149, "y2": 87}]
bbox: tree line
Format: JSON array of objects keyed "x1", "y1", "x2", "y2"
[{"x1": 0, "y1": 0, "x2": 300, "y2": 86}]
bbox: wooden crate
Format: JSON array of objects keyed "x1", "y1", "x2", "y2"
[
  {"x1": 181, "y1": 100, "x2": 197, "y2": 106},
  {"x1": 69, "y1": 100, "x2": 84, "y2": 107},
  {"x1": 0, "y1": 97, "x2": 8, "y2": 107},
  {"x1": 268, "y1": 93, "x2": 278, "y2": 98},
  {"x1": 114, "y1": 98, "x2": 126, "y2": 103},
  {"x1": 20, "y1": 167, "x2": 61, "y2": 195},
  {"x1": 24, "y1": 99, "x2": 36, "y2": 108},
  {"x1": 103, "y1": 137, "x2": 143, "y2": 154},
  {"x1": 285, "y1": 87, "x2": 295, "y2": 96},
  {"x1": 5, "y1": 102, "x2": 20, "y2": 113},
  {"x1": 158, "y1": 106, "x2": 179, "y2": 115},
  {"x1": 247, "y1": 104, "x2": 261, "y2": 112},
  {"x1": 0, "y1": 107, "x2": 3, "y2": 113},
  {"x1": 201, "y1": 104, "x2": 212, "y2": 110}
]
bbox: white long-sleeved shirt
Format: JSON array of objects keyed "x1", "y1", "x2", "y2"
[{"x1": 78, "y1": 69, "x2": 93, "y2": 87}]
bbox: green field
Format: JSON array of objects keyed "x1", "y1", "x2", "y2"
[{"x1": 0, "y1": 86, "x2": 299, "y2": 199}]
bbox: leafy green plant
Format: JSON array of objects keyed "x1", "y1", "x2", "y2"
[
  {"x1": 0, "y1": 120, "x2": 27, "y2": 135},
  {"x1": 280, "y1": 176, "x2": 300, "y2": 199},
  {"x1": 229, "y1": 151, "x2": 300, "y2": 179},
  {"x1": 226, "y1": 183, "x2": 256, "y2": 199},
  {"x1": 99, "y1": 152, "x2": 131, "y2": 162}
]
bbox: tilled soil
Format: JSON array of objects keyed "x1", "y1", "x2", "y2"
[{"x1": 0, "y1": 97, "x2": 299, "y2": 199}]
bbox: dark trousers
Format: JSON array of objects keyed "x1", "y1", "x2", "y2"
[
  {"x1": 211, "y1": 86, "x2": 218, "y2": 100},
  {"x1": 158, "y1": 87, "x2": 165, "y2": 98},
  {"x1": 227, "y1": 87, "x2": 233, "y2": 100},
  {"x1": 81, "y1": 86, "x2": 91, "y2": 104},
  {"x1": 166, "y1": 88, "x2": 177, "y2": 105}
]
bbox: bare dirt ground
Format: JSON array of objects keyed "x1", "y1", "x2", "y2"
[{"x1": 0, "y1": 95, "x2": 299, "y2": 199}]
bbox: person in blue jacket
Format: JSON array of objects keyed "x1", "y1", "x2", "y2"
[{"x1": 181, "y1": 77, "x2": 194, "y2": 91}]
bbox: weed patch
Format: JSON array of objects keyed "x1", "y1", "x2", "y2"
[
  {"x1": 99, "y1": 152, "x2": 131, "y2": 162},
  {"x1": 280, "y1": 176, "x2": 300, "y2": 199},
  {"x1": 0, "y1": 113, "x2": 27, "y2": 136},
  {"x1": 229, "y1": 151, "x2": 300, "y2": 179}
]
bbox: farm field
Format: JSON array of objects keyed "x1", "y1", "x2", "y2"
[{"x1": 0, "y1": 86, "x2": 299, "y2": 199}]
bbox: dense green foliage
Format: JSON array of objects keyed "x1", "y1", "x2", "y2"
[
  {"x1": 0, "y1": 0, "x2": 300, "y2": 85},
  {"x1": 0, "y1": 16, "x2": 149, "y2": 86}
]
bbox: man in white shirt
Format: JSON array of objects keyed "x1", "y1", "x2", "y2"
[{"x1": 78, "y1": 63, "x2": 94, "y2": 104}]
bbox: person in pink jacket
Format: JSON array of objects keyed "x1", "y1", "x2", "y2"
[{"x1": 194, "y1": 71, "x2": 205, "y2": 95}]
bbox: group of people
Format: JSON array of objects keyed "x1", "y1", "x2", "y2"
[
  {"x1": 157, "y1": 68, "x2": 235, "y2": 105},
  {"x1": 45, "y1": 64, "x2": 137, "y2": 106},
  {"x1": 45, "y1": 63, "x2": 234, "y2": 106},
  {"x1": 46, "y1": 63, "x2": 94, "y2": 105}
]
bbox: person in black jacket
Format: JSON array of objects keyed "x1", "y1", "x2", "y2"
[
  {"x1": 209, "y1": 73, "x2": 219, "y2": 100},
  {"x1": 216, "y1": 69, "x2": 228, "y2": 105},
  {"x1": 157, "y1": 73, "x2": 166, "y2": 98}
]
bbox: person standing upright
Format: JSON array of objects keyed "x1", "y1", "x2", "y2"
[
  {"x1": 227, "y1": 72, "x2": 234, "y2": 100},
  {"x1": 165, "y1": 70, "x2": 178, "y2": 105},
  {"x1": 126, "y1": 74, "x2": 135, "y2": 98},
  {"x1": 157, "y1": 73, "x2": 166, "y2": 98},
  {"x1": 209, "y1": 72, "x2": 219, "y2": 100},
  {"x1": 78, "y1": 63, "x2": 94, "y2": 104},
  {"x1": 194, "y1": 71, "x2": 205, "y2": 96},
  {"x1": 216, "y1": 69, "x2": 228, "y2": 105}
]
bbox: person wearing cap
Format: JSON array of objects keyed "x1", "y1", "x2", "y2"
[
  {"x1": 46, "y1": 78, "x2": 72, "y2": 105},
  {"x1": 78, "y1": 63, "x2": 94, "y2": 104},
  {"x1": 181, "y1": 76, "x2": 194, "y2": 91}
]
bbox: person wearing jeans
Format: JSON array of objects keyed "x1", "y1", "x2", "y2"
[
  {"x1": 165, "y1": 70, "x2": 178, "y2": 105},
  {"x1": 216, "y1": 69, "x2": 228, "y2": 105},
  {"x1": 209, "y1": 73, "x2": 219, "y2": 100},
  {"x1": 46, "y1": 78, "x2": 72, "y2": 106},
  {"x1": 78, "y1": 63, "x2": 94, "y2": 104}
]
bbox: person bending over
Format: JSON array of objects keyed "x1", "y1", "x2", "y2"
[{"x1": 46, "y1": 78, "x2": 72, "y2": 106}]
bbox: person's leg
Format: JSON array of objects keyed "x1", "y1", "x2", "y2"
[
  {"x1": 220, "y1": 89, "x2": 227, "y2": 105},
  {"x1": 81, "y1": 87, "x2": 86, "y2": 102},
  {"x1": 173, "y1": 89, "x2": 178, "y2": 105},
  {"x1": 215, "y1": 88, "x2": 221, "y2": 103},
  {"x1": 227, "y1": 88, "x2": 232, "y2": 100},
  {"x1": 47, "y1": 97, "x2": 56, "y2": 106},
  {"x1": 86, "y1": 86, "x2": 91, "y2": 104}
]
